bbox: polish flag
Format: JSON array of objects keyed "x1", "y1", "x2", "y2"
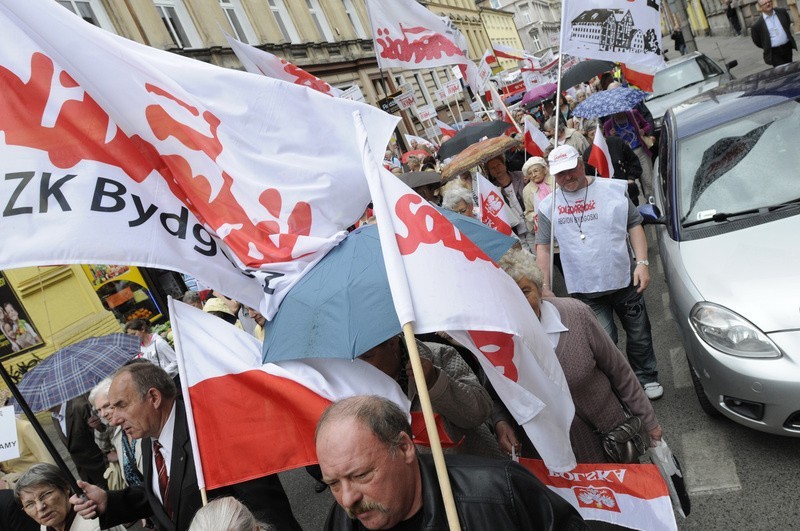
[
  {"x1": 483, "y1": 48, "x2": 498, "y2": 68},
  {"x1": 0, "y1": 1, "x2": 398, "y2": 320},
  {"x1": 492, "y1": 44, "x2": 527, "y2": 61},
  {"x1": 355, "y1": 112, "x2": 577, "y2": 472},
  {"x1": 521, "y1": 459, "x2": 677, "y2": 530},
  {"x1": 523, "y1": 116, "x2": 550, "y2": 157},
  {"x1": 436, "y1": 119, "x2": 457, "y2": 137},
  {"x1": 620, "y1": 63, "x2": 657, "y2": 93},
  {"x1": 225, "y1": 34, "x2": 343, "y2": 97},
  {"x1": 588, "y1": 124, "x2": 615, "y2": 178},
  {"x1": 489, "y1": 83, "x2": 521, "y2": 133},
  {"x1": 170, "y1": 298, "x2": 412, "y2": 490},
  {"x1": 474, "y1": 171, "x2": 514, "y2": 236}
]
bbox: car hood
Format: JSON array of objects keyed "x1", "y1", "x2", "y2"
[
  {"x1": 646, "y1": 78, "x2": 723, "y2": 123},
  {"x1": 679, "y1": 215, "x2": 800, "y2": 332}
]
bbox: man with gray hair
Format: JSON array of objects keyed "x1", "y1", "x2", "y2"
[
  {"x1": 71, "y1": 362, "x2": 300, "y2": 531},
  {"x1": 315, "y1": 395, "x2": 585, "y2": 530}
]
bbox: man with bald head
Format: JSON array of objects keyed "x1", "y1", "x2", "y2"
[
  {"x1": 71, "y1": 361, "x2": 300, "y2": 531},
  {"x1": 315, "y1": 395, "x2": 585, "y2": 530}
]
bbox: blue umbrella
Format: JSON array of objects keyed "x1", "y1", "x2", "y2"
[
  {"x1": 572, "y1": 87, "x2": 649, "y2": 118},
  {"x1": 262, "y1": 209, "x2": 517, "y2": 363},
  {"x1": 12, "y1": 333, "x2": 141, "y2": 412}
]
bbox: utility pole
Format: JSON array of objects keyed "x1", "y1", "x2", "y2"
[{"x1": 665, "y1": 0, "x2": 698, "y2": 54}]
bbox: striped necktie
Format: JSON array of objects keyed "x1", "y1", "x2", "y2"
[{"x1": 153, "y1": 440, "x2": 172, "y2": 517}]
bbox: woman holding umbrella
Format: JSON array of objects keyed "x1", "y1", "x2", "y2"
[
  {"x1": 603, "y1": 108, "x2": 654, "y2": 200},
  {"x1": 14, "y1": 463, "x2": 125, "y2": 531}
]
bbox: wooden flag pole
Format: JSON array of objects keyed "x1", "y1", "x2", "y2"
[{"x1": 401, "y1": 322, "x2": 461, "y2": 531}]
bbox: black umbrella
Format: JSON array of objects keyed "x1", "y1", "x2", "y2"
[
  {"x1": 561, "y1": 59, "x2": 616, "y2": 89},
  {"x1": 437, "y1": 120, "x2": 514, "y2": 160}
]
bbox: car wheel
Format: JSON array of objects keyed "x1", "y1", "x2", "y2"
[{"x1": 688, "y1": 360, "x2": 721, "y2": 417}]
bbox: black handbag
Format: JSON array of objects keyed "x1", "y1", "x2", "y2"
[{"x1": 575, "y1": 389, "x2": 649, "y2": 464}]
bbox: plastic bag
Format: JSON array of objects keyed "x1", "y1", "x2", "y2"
[{"x1": 647, "y1": 438, "x2": 691, "y2": 518}]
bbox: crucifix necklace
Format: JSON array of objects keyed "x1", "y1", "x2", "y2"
[{"x1": 561, "y1": 184, "x2": 589, "y2": 242}]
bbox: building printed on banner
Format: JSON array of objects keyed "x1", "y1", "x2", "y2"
[{"x1": 569, "y1": 8, "x2": 662, "y2": 56}]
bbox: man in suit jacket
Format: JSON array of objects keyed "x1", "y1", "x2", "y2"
[
  {"x1": 51, "y1": 395, "x2": 109, "y2": 489},
  {"x1": 71, "y1": 361, "x2": 300, "y2": 531},
  {"x1": 751, "y1": 0, "x2": 796, "y2": 66}
]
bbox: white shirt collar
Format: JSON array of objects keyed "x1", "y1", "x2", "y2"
[{"x1": 539, "y1": 300, "x2": 568, "y2": 349}]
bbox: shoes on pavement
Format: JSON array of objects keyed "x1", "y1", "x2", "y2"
[{"x1": 643, "y1": 382, "x2": 664, "y2": 400}]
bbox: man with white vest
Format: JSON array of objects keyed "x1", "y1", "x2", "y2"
[{"x1": 534, "y1": 145, "x2": 663, "y2": 400}]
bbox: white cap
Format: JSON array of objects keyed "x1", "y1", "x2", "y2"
[{"x1": 547, "y1": 144, "x2": 580, "y2": 175}]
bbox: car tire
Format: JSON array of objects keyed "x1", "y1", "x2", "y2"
[{"x1": 688, "y1": 360, "x2": 722, "y2": 417}]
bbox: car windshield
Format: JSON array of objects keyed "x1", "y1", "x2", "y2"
[
  {"x1": 649, "y1": 57, "x2": 722, "y2": 98},
  {"x1": 679, "y1": 100, "x2": 800, "y2": 223}
]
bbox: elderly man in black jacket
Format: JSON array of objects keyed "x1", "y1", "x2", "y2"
[
  {"x1": 71, "y1": 361, "x2": 300, "y2": 531},
  {"x1": 316, "y1": 395, "x2": 586, "y2": 530},
  {"x1": 751, "y1": 0, "x2": 796, "y2": 66}
]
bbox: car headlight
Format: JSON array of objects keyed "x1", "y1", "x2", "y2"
[{"x1": 690, "y1": 303, "x2": 781, "y2": 358}]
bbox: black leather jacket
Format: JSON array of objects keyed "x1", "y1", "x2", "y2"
[{"x1": 324, "y1": 453, "x2": 587, "y2": 530}]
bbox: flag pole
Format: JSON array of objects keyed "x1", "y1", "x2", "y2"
[
  {"x1": 353, "y1": 111, "x2": 461, "y2": 531},
  {"x1": 549, "y1": 0, "x2": 569, "y2": 292},
  {"x1": 169, "y1": 296, "x2": 209, "y2": 507},
  {"x1": 401, "y1": 323, "x2": 461, "y2": 531}
]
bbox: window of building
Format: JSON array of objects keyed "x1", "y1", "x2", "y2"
[
  {"x1": 490, "y1": 0, "x2": 501, "y2": 9},
  {"x1": 522, "y1": 8, "x2": 532, "y2": 25},
  {"x1": 342, "y1": 0, "x2": 367, "y2": 39},
  {"x1": 56, "y1": 0, "x2": 115, "y2": 32},
  {"x1": 219, "y1": 0, "x2": 258, "y2": 44},
  {"x1": 153, "y1": 0, "x2": 202, "y2": 48},
  {"x1": 530, "y1": 30, "x2": 541, "y2": 52},
  {"x1": 268, "y1": 0, "x2": 301, "y2": 43},
  {"x1": 414, "y1": 72, "x2": 433, "y2": 106},
  {"x1": 306, "y1": 0, "x2": 335, "y2": 42}
]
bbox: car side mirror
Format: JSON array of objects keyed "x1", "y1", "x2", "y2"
[
  {"x1": 726, "y1": 60, "x2": 738, "y2": 71},
  {"x1": 638, "y1": 203, "x2": 665, "y2": 225}
]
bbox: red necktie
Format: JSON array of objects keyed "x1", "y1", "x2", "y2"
[{"x1": 153, "y1": 440, "x2": 172, "y2": 517}]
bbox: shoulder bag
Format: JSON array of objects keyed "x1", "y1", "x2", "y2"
[{"x1": 574, "y1": 388, "x2": 649, "y2": 464}]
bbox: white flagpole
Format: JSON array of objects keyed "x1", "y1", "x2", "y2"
[
  {"x1": 549, "y1": 0, "x2": 569, "y2": 291},
  {"x1": 169, "y1": 296, "x2": 209, "y2": 506},
  {"x1": 353, "y1": 111, "x2": 461, "y2": 531}
]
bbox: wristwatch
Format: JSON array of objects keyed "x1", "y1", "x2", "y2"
[{"x1": 636, "y1": 259, "x2": 650, "y2": 266}]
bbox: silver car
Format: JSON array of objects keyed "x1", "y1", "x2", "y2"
[
  {"x1": 645, "y1": 52, "x2": 737, "y2": 133},
  {"x1": 647, "y1": 62, "x2": 800, "y2": 436}
]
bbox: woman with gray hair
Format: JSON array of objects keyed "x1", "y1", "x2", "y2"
[
  {"x1": 440, "y1": 185, "x2": 475, "y2": 218},
  {"x1": 14, "y1": 463, "x2": 124, "y2": 531},
  {"x1": 493, "y1": 247, "x2": 663, "y2": 462},
  {"x1": 189, "y1": 496, "x2": 275, "y2": 531}
]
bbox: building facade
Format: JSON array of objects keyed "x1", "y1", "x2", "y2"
[
  {"x1": 57, "y1": 0, "x2": 493, "y2": 135},
  {"x1": 476, "y1": 4, "x2": 527, "y2": 70},
  {"x1": 489, "y1": 0, "x2": 560, "y2": 56}
]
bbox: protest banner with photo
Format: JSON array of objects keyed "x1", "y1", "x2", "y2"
[
  {"x1": 0, "y1": 273, "x2": 44, "y2": 359},
  {"x1": 521, "y1": 458, "x2": 677, "y2": 531},
  {"x1": 0, "y1": 1, "x2": 398, "y2": 320},
  {"x1": 0, "y1": 405, "x2": 20, "y2": 461}
]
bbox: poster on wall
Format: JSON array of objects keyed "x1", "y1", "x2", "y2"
[
  {"x1": 0, "y1": 272, "x2": 45, "y2": 359},
  {"x1": 82, "y1": 265, "x2": 163, "y2": 325}
]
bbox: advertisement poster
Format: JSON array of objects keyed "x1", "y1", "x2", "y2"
[
  {"x1": 0, "y1": 272, "x2": 45, "y2": 359},
  {"x1": 82, "y1": 265, "x2": 163, "y2": 324}
]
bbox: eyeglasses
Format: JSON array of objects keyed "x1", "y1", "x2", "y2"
[{"x1": 22, "y1": 489, "x2": 59, "y2": 513}]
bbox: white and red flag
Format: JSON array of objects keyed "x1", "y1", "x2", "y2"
[
  {"x1": 561, "y1": 0, "x2": 665, "y2": 91},
  {"x1": 435, "y1": 119, "x2": 457, "y2": 137},
  {"x1": 522, "y1": 459, "x2": 677, "y2": 530},
  {"x1": 225, "y1": 34, "x2": 343, "y2": 97},
  {"x1": 523, "y1": 115, "x2": 550, "y2": 157},
  {"x1": 492, "y1": 43, "x2": 527, "y2": 61},
  {"x1": 170, "y1": 298, "x2": 412, "y2": 489},
  {"x1": 0, "y1": 1, "x2": 397, "y2": 319},
  {"x1": 473, "y1": 171, "x2": 514, "y2": 236},
  {"x1": 588, "y1": 123, "x2": 615, "y2": 178},
  {"x1": 354, "y1": 112, "x2": 577, "y2": 472},
  {"x1": 366, "y1": 0, "x2": 471, "y2": 70},
  {"x1": 488, "y1": 83, "x2": 521, "y2": 133}
]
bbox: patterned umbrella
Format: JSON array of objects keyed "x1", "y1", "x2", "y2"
[
  {"x1": 572, "y1": 87, "x2": 649, "y2": 118},
  {"x1": 520, "y1": 83, "x2": 558, "y2": 106},
  {"x1": 12, "y1": 333, "x2": 141, "y2": 412}
]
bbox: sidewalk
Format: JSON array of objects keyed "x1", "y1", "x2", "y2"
[{"x1": 689, "y1": 30, "x2": 800, "y2": 79}]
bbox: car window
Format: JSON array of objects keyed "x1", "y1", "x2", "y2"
[
  {"x1": 650, "y1": 60, "x2": 705, "y2": 97},
  {"x1": 678, "y1": 100, "x2": 800, "y2": 223},
  {"x1": 696, "y1": 55, "x2": 724, "y2": 79}
]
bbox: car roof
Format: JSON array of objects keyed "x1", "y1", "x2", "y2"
[
  {"x1": 669, "y1": 61, "x2": 800, "y2": 138},
  {"x1": 662, "y1": 51, "x2": 705, "y2": 68}
]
